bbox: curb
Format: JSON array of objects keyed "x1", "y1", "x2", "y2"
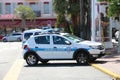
[{"x1": 91, "y1": 64, "x2": 120, "y2": 80}]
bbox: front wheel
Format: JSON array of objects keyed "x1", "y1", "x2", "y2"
[
  {"x1": 76, "y1": 52, "x2": 89, "y2": 64},
  {"x1": 26, "y1": 54, "x2": 38, "y2": 66}
]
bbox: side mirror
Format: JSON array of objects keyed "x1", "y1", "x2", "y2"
[{"x1": 65, "y1": 41, "x2": 71, "y2": 45}]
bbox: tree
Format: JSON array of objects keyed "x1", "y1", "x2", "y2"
[
  {"x1": 99, "y1": 0, "x2": 120, "y2": 53},
  {"x1": 53, "y1": 0, "x2": 91, "y2": 39},
  {"x1": 53, "y1": 0, "x2": 80, "y2": 35},
  {"x1": 15, "y1": 5, "x2": 35, "y2": 30},
  {"x1": 53, "y1": 0, "x2": 67, "y2": 27}
]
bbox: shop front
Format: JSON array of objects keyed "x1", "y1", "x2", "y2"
[{"x1": 0, "y1": 18, "x2": 56, "y2": 34}]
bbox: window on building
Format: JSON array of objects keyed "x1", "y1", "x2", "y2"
[
  {"x1": 44, "y1": 2, "x2": 50, "y2": 14},
  {"x1": 29, "y1": 2, "x2": 41, "y2": 17},
  {"x1": 18, "y1": 2, "x2": 23, "y2": 5},
  {"x1": 5, "y1": 3, "x2": 11, "y2": 14}
]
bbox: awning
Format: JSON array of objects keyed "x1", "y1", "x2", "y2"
[
  {"x1": 0, "y1": 18, "x2": 56, "y2": 28},
  {"x1": 0, "y1": 14, "x2": 18, "y2": 19}
]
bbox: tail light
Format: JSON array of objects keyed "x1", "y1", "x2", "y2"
[{"x1": 23, "y1": 45, "x2": 30, "y2": 51}]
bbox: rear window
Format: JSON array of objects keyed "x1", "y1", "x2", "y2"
[
  {"x1": 24, "y1": 33, "x2": 33, "y2": 40},
  {"x1": 12, "y1": 33, "x2": 22, "y2": 36}
]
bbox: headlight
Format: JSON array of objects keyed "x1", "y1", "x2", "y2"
[
  {"x1": 89, "y1": 45, "x2": 104, "y2": 50},
  {"x1": 98, "y1": 45, "x2": 104, "y2": 50},
  {"x1": 89, "y1": 46, "x2": 98, "y2": 49}
]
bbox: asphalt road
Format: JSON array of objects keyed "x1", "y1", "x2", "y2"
[{"x1": 0, "y1": 42, "x2": 113, "y2": 80}]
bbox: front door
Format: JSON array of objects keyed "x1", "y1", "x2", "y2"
[{"x1": 52, "y1": 35, "x2": 73, "y2": 59}]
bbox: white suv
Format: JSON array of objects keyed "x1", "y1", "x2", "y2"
[
  {"x1": 22, "y1": 29, "x2": 51, "y2": 47},
  {"x1": 23, "y1": 33, "x2": 105, "y2": 66}
]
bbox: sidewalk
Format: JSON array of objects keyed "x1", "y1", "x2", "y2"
[{"x1": 91, "y1": 43, "x2": 120, "y2": 80}]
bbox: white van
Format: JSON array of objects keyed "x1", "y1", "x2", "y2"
[{"x1": 22, "y1": 29, "x2": 46, "y2": 45}]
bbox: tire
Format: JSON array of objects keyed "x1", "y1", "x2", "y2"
[
  {"x1": 26, "y1": 53, "x2": 38, "y2": 66},
  {"x1": 3, "y1": 38, "x2": 7, "y2": 42},
  {"x1": 40, "y1": 60, "x2": 49, "y2": 64},
  {"x1": 17, "y1": 38, "x2": 21, "y2": 42},
  {"x1": 76, "y1": 51, "x2": 89, "y2": 64}
]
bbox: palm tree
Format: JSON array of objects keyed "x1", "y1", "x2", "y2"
[
  {"x1": 15, "y1": 5, "x2": 36, "y2": 30},
  {"x1": 53, "y1": 0, "x2": 91, "y2": 39}
]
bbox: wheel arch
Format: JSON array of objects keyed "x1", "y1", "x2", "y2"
[
  {"x1": 24, "y1": 51, "x2": 41, "y2": 60},
  {"x1": 73, "y1": 48, "x2": 90, "y2": 59}
]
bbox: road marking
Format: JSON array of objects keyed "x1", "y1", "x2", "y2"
[
  {"x1": 3, "y1": 59, "x2": 24, "y2": 80},
  {"x1": 91, "y1": 64, "x2": 120, "y2": 80}
]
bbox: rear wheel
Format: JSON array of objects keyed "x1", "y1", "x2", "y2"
[
  {"x1": 76, "y1": 51, "x2": 89, "y2": 64},
  {"x1": 17, "y1": 38, "x2": 21, "y2": 42},
  {"x1": 3, "y1": 38, "x2": 7, "y2": 42},
  {"x1": 26, "y1": 54, "x2": 38, "y2": 66}
]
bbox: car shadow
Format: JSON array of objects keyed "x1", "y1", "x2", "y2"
[
  {"x1": 91, "y1": 60, "x2": 107, "y2": 64},
  {"x1": 24, "y1": 62, "x2": 90, "y2": 67}
]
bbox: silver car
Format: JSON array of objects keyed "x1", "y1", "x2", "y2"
[{"x1": 2, "y1": 32, "x2": 22, "y2": 42}]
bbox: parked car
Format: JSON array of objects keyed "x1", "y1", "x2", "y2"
[
  {"x1": 0, "y1": 34, "x2": 4, "y2": 41},
  {"x1": 115, "y1": 30, "x2": 119, "y2": 41},
  {"x1": 22, "y1": 29, "x2": 47, "y2": 45},
  {"x1": 2, "y1": 32, "x2": 22, "y2": 42},
  {"x1": 23, "y1": 33, "x2": 105, "y2": 66}
]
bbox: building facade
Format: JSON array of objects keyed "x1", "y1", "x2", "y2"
[{"x1": 0, "y1": 0, "x2": 56, "y2": 34}]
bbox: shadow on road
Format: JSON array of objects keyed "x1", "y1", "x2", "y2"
[
  {"x1": 92, "y1": 60, "x2": 107, "y2": 64},
  {"x1": 24, "y1": 62, "x2": 90, "y2": 67}
]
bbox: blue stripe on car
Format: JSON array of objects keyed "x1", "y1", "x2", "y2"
[{"x1": 25, "y1": 47, "x2": 90, "y2": 52}]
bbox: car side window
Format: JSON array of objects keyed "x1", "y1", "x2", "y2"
[
  {"x1": 35, "y1": 36, "x2": 50, "y2": 44},
  {"x1": 24, "y1": 33, "x2": 33, "y2": 40},
  {"x1": 53, "y1": 36, "x2": 68, "y2": 45}
]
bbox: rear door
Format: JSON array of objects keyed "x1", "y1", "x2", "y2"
[{"x1": 34, "y1": 35, "x2": 53, "y2": 59}]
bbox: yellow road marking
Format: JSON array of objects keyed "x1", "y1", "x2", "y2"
[
  {"x1": 3, "y1": 59, "x2": 24, "y2": 80},
  {"x1": 91, "y1": 64, "x2": 120, "y2": 80}
]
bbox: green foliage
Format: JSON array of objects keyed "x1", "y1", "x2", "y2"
[
  {"x1": 15, "y1": 5, "x2": 36, "y2": 20},
  {"x1": 56, "y1": 14, "x2": 66, "y2": 27},
  {"x1": 98, "y1": 0, "x2": 120, "y2": 17},
  {"x1": 109, "y1": 0, "x2": 120, "y2": 17},
  {"x1": 53, "y1": 0, "x2": 67, "y2": 14},
  {"x1": 67, "y1": 2, "x2": 80, "y2": 15},
  {"x1": 53, "y1": 0, "x2": 80, "y2": 33}
]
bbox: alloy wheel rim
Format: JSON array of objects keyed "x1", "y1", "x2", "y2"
[
  {"x1": 27, "y1": 55, "x2": 36, "y2": 65},
  {"x1": 78, "y1": 53, "x2": 87, "y2": 63}
]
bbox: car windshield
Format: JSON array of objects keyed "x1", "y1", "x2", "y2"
[{"x1": 63, "y1": 34, "x2": 84, "y2": 43}]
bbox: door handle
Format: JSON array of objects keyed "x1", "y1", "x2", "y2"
[
  {"x1": 53, "y1": 47, "x2": 57, "y2": 48},
  {"x1": 35, "y1": 46, "x2": 38, "y2": 48}
]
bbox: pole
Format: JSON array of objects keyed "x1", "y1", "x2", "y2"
[
  {"x1": 80, "y1": 0, "x2": 84, "y2": 38},
  {"x1": 91, "y1": 0, "x2": 96, "y2": 41},
  {"x1": 118, "y1": 16, "x2": 120, "y2": 53}
]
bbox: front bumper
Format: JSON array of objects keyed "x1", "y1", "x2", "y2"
[
  {"x1": 89, "y1": 49, "x2": 105, "y2": 58},
  {"x1": 92, "y1": 52, "x2": 105, "y2": 58}
]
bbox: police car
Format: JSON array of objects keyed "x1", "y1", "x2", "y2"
[{"x1": 23, "y1": 33, "x2": 105, "y2": 66}]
